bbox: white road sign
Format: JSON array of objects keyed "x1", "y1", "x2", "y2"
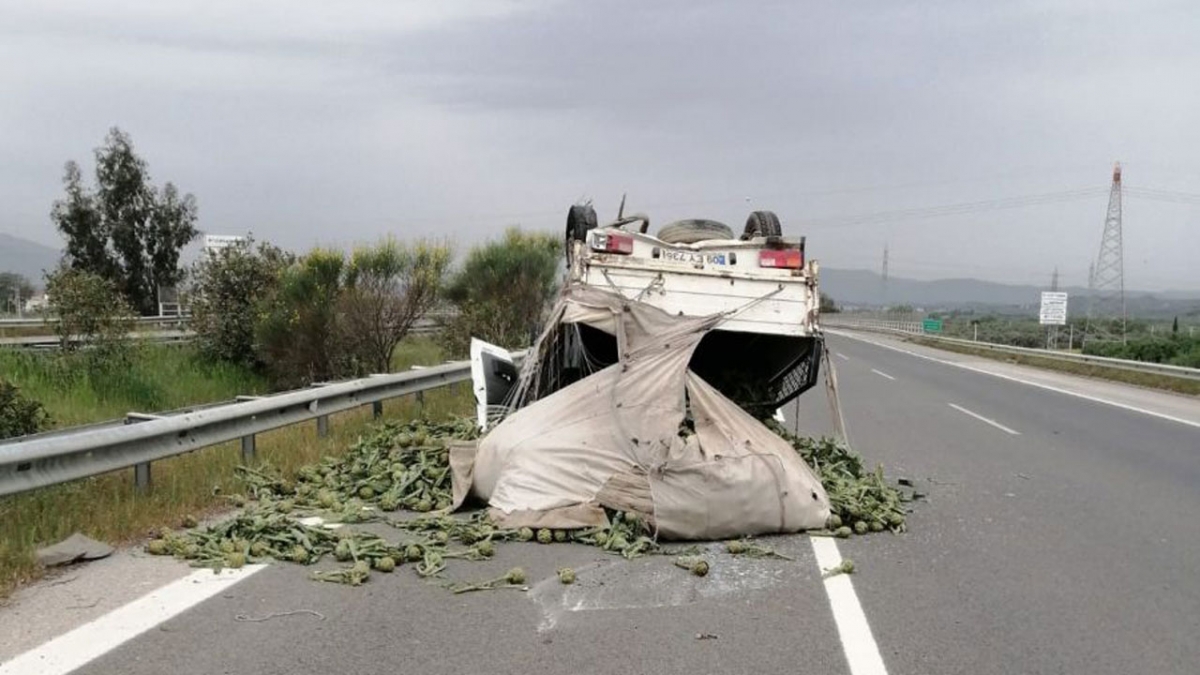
[{"x1": 1039, "y1": 291, "x2": 1068, "y2": 326}]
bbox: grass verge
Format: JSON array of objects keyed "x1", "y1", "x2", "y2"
[
  {"x1": 908, "y1": 337, "x2": 1200, "y2": 397},
  {"x1": 0, "y1": 335, "x2": 473, "y2": 599},
  {"x1": 0, "y1": 344, "x2": 267, "y2": 427}
]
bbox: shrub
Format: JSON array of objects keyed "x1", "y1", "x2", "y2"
[
  {"x1": 187, "y1": 239, "x2": 292, "y2": 368},
  {"x1": 43, "y1": 266, "x2": 134, "y2": 356},
  {"x1": 255, "y1": 248, "x2": 348, "y2": 389},
  {"x1": 340, "y1": 238, "x2": 451, "y2": 375},
  {"x1": 0, "y1": 379, "x2": 50, "y2": 439},
  {"x1": 442, "y1": 228, "x2": 561, "y2": 355}
]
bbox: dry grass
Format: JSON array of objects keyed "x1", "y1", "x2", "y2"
[
  {"x1": 909, "y1": 337, "x2": 1200, "y2": 397},
  {"x1": 0, "y1": 338, "x2": 473, "y2": 599}
]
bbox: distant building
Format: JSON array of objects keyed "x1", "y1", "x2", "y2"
[
  {"x1": 203, "y1": 234, "x2": 248, "y2": 256},
  {"x1": 23, "y1": 293, "x2": 49, "y2": 314}
]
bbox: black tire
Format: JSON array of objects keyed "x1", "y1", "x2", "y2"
[
  {"x1": 657, "y1": 219, "x2": 734, "y2": 244},
  {"x1": 742, "y1": 211, "x2": 783, "y2": 240},
  {"x1": 565, "y1": 204, "x2": 598, "y2": 258}
]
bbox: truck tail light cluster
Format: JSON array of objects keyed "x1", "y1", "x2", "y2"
[
  {"x1": 590, "y1": 232, "x2": 634, "y2": 254},
  {"x1": 758, "y1": 249, "x2": 803, "y2": 269}
]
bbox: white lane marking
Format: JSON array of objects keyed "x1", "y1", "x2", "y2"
[
  {"x1": 948, "y1": 403, "x2": 1021, "y2": 435},
  {"x1": 870, "y1": 369, "x2": 896, "y2": 381},
  {"x1": 0, "y1": 565, "x2": 266, "y2": 675},
  {"x1": 810, "y1": 537, "x2": 888, "y2": 675},
  {"x1": 829, "y1": 331, "x2": 1200, "y2": 431},
  {"x1": 836, "y1": 352, "x2": 851, "y2": 361}
]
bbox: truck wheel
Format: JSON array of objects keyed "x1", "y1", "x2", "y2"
[
  {"x1": 657, "y1": 219, "x2": 734, "y2": 244},
  {"x1": 566, "y1": 204, "x2": 598, "y2": 258},
  {"x1": 742, "y1": 211, "x2": 783, "y2": 239}
]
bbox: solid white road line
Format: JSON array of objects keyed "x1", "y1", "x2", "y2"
[
  {"x1": 948, "y1": 403, "x2": 1021, "y2": 435},
  {"x1": 810, "y1": 537, "x2": 888, "y2": 675},
  {"x1": 829, "y1": 331, "x2": 1200, "y2": 431},
  {"x1": 0, "y1": 565, "x2": 266, "y2": 675},
  {"x1": 870, "y1": 369, "x2": 896, "y2": 381},
  {"x1": 836, "y1": 352, "x2": 851, "y2": 361}
]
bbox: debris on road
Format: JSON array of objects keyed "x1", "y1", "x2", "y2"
[
  {"x1": 674, "y1": 557, "x2": 710, "y2": 577},
  {"x1": 36, "y1": 533, "x2": 114, "y2": 567},
  {"x1": 152, "y1": 412, "x2": 911, "y2": 589},
  {"x1": 450, "y1": 567, "x2": 528, "y2": 594},
  {"x1": 768, "y1": 426, "x2": 913, "y2": 536},
  {"x1": 234, "y1": 609, "x2": 326, "y2": 623},
  {"x1": 724, "y1": 540, "x2": 793, "y2": 560},
  {"x1": 821, "y1": 559, "x2": 857, "y2": 579}
]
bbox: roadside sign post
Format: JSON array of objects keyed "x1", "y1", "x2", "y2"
[{"x1": 1039, "y1": 291, "x2": 1068, "y2": 349}]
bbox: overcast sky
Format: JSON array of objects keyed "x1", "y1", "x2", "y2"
[{"x1": 2, "y1": 0, "x2": 1199, "y2": 290}]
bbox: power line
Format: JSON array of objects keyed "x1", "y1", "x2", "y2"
[{"x1": 798, "y1": 187, "x2": 1109, "y2": 230}]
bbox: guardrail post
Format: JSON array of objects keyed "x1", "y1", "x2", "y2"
[
  {"x1": 317, "y1": 415, "x2": 329, "y2": 437},
  {"x1": 241, "y1": 434, "x2": 256, "y2": 462},
  {"x1": 126, "y1": 412, "x2": 164, "y2": 493},
  {"x1": 372, "y1": 401, "x2": 383, "y2": 419},
  {"x1": 415, "y1": 391, "x2": 425, "y2": 414},
  {"x1": 134, "y1": 462, "x2": 152, "y2": 491}
]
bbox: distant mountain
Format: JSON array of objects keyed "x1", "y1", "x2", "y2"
[
  {"x1": 820, "y1": 267, "x2": 1200, "y2": 317},
  {"x1": 0, "y1": 233, "x2": 60, "y2": 287}
]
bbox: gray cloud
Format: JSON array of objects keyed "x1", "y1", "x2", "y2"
[{"x1": 1, "y1": 0, "x2": 1197, "y2": 290}]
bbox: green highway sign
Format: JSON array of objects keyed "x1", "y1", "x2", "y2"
[{"x1": 922, "y1": 318, "x2": 943, "y2": 334}]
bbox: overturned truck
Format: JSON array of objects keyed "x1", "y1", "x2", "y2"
[{"x1": 459, "y1": 205, "x2": 831, "y2": 540}]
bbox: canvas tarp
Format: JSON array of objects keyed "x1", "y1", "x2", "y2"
[{"x1": 460, "y1": 286, "x2": 830, "y2": 540}]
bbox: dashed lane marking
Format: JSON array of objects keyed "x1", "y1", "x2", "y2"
[{"x1": 948, "y1": 403, "x2": 1021, "y2": 435}]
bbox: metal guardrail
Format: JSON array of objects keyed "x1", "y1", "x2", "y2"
[
  {"x1": 0, "y1": 315, "x2": 189, "y2": 329},
  {"x1": 1, "y1": 320, "x2": 439, "y2": 348},
  {"x1": 0, "y1": 351, "x2": 525, "y2": 497},
  {"x1": 822, "y1": 315, "x2": 1200, "y2": 382},
  {"x1": 0, "y1": 330, "x2": 197, "y2": 348}
]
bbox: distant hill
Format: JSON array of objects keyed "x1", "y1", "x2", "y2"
[
  {"x1": 820, "y1": 267, "x2": 1200, "y2": 317},
  {"x1": 0, "y1": 233, "x2": 60, "y2": 287}
]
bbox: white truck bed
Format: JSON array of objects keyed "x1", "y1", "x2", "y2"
[{"x1": 572, "y1": 229, "x2": 820, "y2": 337}]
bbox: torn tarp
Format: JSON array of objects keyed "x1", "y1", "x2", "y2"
[
  {"x1": 35, "y1": 533, "x2": 114, "y2": 567},
  {"x1": 459, "y1": 286, "x2": 830, "y2": 540}
]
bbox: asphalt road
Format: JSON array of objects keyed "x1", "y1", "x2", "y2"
[
  {"x1": 6, "y1": 331, "x2": 1200, "y2": 675},
  {"x1": 797, "y1": 332, "x2": 1200, "y2": 675}
]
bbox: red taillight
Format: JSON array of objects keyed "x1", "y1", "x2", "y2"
[
  {"x1": 758, "y1": 249, "x2": 803, "y2": 269},
  {"x1": 591, "y1": 232, "x2": 634, "y2": 254}
]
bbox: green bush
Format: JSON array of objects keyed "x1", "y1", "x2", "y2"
[
  {"x1": 1170, "y1": 344, "x2": 1200, "y2": 368},
  {"x1": 340, "y1": 238, "x2": 452, "y2": 375},
  {"x1": 1084, "y1": 335, "x2": 1200, "y2": 365},
  {"x1": 187, "y1": 239, "x2": 292, "y2": 368},
  {"x1": 0, "y1": 379, "x2": 50, "y2": 439},
  {"x1": 255, "y1": 248, "x2": 348, "y2": 389},
  {"x1": 43, "y1": 266, "x2": 134, "y2": 357},
  {"x1": 442, "y1": 228, "x2": 561, "y2": 355}
]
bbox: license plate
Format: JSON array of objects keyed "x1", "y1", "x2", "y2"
[{"x1": 660, "y1": 250, "x2": 727, "y2": 266}]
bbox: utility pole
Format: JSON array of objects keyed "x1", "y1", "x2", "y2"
[
  {"x1": 880, "y1": 243, "x2": 889, "y2": 309},
  {"x1": 1084, "y1": 162, "x2": 1127, "y2": 345}
]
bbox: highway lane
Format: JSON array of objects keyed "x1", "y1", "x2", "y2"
[
  {"x1": 798, "y1": 333, "x2": 1200, "y2": 675},
  {"x1": 7, "y1": 330, "x2": 1199, "y2": 675},
  {"x1": 65, "y1": 527, "x2": 848, "y2": 675}
]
